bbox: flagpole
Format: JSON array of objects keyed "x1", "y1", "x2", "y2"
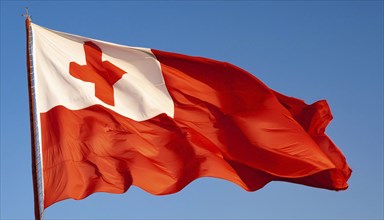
[{"x1": 24, "y1": 8, "x2": 44, "y2": 220}]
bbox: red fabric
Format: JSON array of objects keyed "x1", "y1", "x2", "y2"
[
  {"x1": 69, "y1": 41, "x2": 126, "y2": 106},
  {"x1": 40, "y1": 49, "x2": 351, "y2": 208}
]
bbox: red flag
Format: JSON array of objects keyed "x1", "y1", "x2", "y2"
[{"x1": 30, "y1": 23, "x2": 351, "y2": 208}]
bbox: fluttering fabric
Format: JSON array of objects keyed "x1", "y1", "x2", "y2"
[{"x1": 30, "y1": 23, "x2": 351, "y2": 208}]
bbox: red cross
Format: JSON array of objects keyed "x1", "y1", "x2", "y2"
[{"x1": 69, "y1": 41, "x2": 126, "y2": 106}]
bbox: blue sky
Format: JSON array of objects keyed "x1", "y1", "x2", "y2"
[{"x1": 1, "y1": 1, "x2": 383, "y2": 219}]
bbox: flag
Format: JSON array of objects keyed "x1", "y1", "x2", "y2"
[{"x1": 29, "y1": 22, "x2": 351, "y2": 209}]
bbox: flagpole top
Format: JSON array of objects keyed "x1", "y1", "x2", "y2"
[{"x1": 22, "y1": 7, "x2": 31, "y2": 21}]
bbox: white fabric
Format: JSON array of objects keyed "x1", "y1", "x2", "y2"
[{"x1": 31, "y1": 23, "x2": 174, "y2": 121}]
